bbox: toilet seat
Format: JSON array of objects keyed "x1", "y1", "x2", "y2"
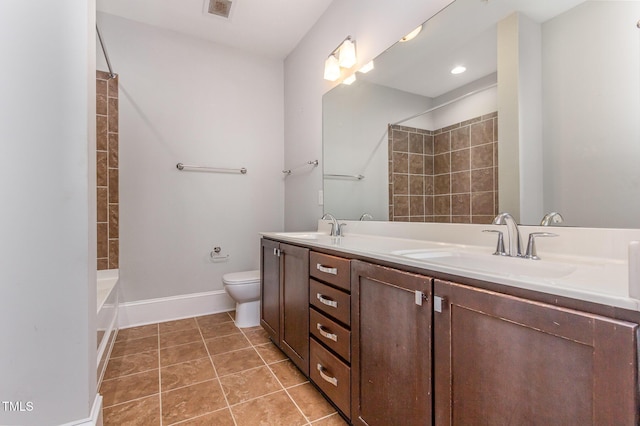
[{"x1": 223, "y1": 270, "x2": 260, "y2": 285}]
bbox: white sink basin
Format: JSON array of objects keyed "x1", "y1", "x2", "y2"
[
  {"x1": 274, "y1": 232, "x2": 327, "y2": 240},
  {"x1": 393, "y1": 250, "x2": 576, "y2": 279}
]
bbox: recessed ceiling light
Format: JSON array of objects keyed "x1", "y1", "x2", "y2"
[
  {"x1": 400, "y1": 25, "x2": 422, "y2": 42},
  {"x1": 451, "y1": 66, "x2": 467, "y2": 75}
]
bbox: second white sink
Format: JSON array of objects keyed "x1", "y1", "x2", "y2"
[{"x1": 393, "y1": 250, "x2": 576, "y2": 279}]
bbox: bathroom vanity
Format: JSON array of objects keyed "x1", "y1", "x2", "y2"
[{"x1": 260, "y1": 222, "x2": 640, "y2": 425}]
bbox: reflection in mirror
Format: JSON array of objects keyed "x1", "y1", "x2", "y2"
[{"x1": 322, "y1": 0, "x2": 640, "y2": 228}]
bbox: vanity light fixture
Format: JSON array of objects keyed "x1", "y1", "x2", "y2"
[
  {"x1": 338, "y1": 37, "x2": 357, "y2": 68},
  {"x1": 323, "y1": 36, "x2": 358, "y2": 81},
  {"x1": 342, "y1": 74, "x2": 357, "y2": 85},
  {"x1": 359, "y1": 60, "x2": 374, "y2": 74},
  {"x1": 324, "y1": 54, "x2": 341, "y2": 81},
  {"x1": 451, "y1": 65, "x2": 467, "y2": 75},
  {"x1": 400, "y1": 25, "x2": 422, "y2": 42}
]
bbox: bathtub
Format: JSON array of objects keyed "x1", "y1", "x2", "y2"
[{"x1": 97, "y1": 269, "x2": 119, "y2": 389}]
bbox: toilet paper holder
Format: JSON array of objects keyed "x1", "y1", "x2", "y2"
[{"x1": 210, "y1": 246, "x2": 229, "y2": 262}]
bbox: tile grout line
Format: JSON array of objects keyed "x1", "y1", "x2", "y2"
[
  {"x1": 249, "y1": 332, "x2": 312, "y2": 425},
  {"x1": 157, "y1": 323, "x2": 163, "y2": 426},
  {"x1": 166, "y1": 406, "x2": 231, "y2": 426},
  {"x1": 196, "y1": 315, "x2": 239, "y2": 426}
]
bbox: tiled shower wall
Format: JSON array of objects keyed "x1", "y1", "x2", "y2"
[
  {"x1": 389, "y1": 112, "x2": 498, "y2": 224},
  {"x1": 96, "y1": 71, "x2": 119, "y2": 270}
]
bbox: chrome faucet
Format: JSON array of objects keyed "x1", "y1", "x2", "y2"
[
  {"x1": 540, "y1": 211, "x2": 564, "y2": 226},
  {"x1": 492, "y1": 212, "x2": 523, "y2": 257},
  {"x1": 321, "y1": 213, "x2": 346, "y2": 237},
  {"x1": 359, "y1": 213, "x2": 374, "y2": 221}
]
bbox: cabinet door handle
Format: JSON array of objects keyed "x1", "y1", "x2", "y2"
[
  {"x1": 316, "y1": 363, "x2": 338, "y2": 387},
  {"x1": 316, "y1": 293, "x2": 338, "y2": 308},
  {"x1": 316, "y1": 263, "x2": 338, "y2": 275},
  {"x1": 316, "y1": 323, "x2": 338, "y2": 341}
]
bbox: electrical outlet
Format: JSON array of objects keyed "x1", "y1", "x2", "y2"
[{"x1": 318, "y1": 190, "x2": 324, "y2": 206}]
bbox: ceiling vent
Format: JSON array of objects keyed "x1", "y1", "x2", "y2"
[{"x1": 205, "y1": 0, "x2": 234, "y2": 19}]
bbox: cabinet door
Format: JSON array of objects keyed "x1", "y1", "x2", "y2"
[
  {"x1": 260, "y1": 239, "x2": 280, "y2": 342},
  {"x1": 351, "y1": 260, "x2": 433, "y2": 426},
  {"x1": 434, "y1": 279, "x2": 639, "y2": 425},
  {"x1": 280, "y1": 243, "x2": 310, "y2": 375}
]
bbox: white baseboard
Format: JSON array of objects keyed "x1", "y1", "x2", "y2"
[
  {"x1": 57, "y1": 394, "x2": 102, "y2": 426},
  {"x1": 118, "y1": 290, "x2": 235, "y2": 329}
]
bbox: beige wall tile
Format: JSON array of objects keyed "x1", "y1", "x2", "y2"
[
  {"x1": 392, "y1": 130, "x2": 408, "y2": 152},
  {"x1": 471, "y1": 168, "x2": 494, "y2": 193},
  {"x1": 408, "y1": 133, "x2": 424, "y2": 153},
  {"x1": 97, "y1": 115, "x2": 108, "y2": 151},
  {"x1": 472, "y1": 191, "x2": 495, "y2": 216},
  {"x1": 470, "y1": 144, "x2": 494, "y2": 169},
  {"x1": 434, "y1": 132, "x2": 450, "y2": 154},
  {"x1": 434, "y1": 195, "x2": 451, "y2": 216},
  {"x1": 452, "y1": 194, "x2": 470, "y2": 216},
  {"x1": 451, "y1": 149, "x2": 470, "y2": 173},
  {"x1": 434, "y1": 153, "x2": 451, "y2": 175},
  {"x1": 97, "y1": 187, "x2": 108, "y2": 223},
  {"x1": 392, "y1": 152, "x2": 409, "y2": 173},
  {"x1": 97, "y1": 223, "x2": 108, "y2": 258},
  {"x1": 451, "y1": 126, "x2": 470, "y2": 150},
  {"x1": 470, "y1": 119, "x2": 494, "y2": 146},
  {"x1": 108, "y1": 133, "x2": 118, "y2": 168}
]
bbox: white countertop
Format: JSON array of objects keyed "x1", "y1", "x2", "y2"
[{"x1": 262, "y1": 221, "x2": 640, "y2": 312}]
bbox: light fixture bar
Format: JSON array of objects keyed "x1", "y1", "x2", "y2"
[{"x1": 324, "y1": 35, "x2": 358, "y2": 81}]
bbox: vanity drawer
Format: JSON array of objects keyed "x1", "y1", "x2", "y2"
[
  {"x1": 310, "y1": 251, "x2": 351, "y2": 291},
  {"x1": 310, "y1": 338, "x2": 351, "y2": 419},
  {"x1": 310, "y1": 279, "x2": 350, "y2": 326},
  {"x1": 310, "y1": 308, "x2": 350, "y2": 362}
]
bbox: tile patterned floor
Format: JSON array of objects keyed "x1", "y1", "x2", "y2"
[{"x1": 100, "y1": 312, "x2": 349, "y2": 425}]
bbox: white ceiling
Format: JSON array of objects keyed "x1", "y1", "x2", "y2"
[
  {"x1": 96, "y1": 0, "x2": 335, "y2": 59},
  {"x1": 360, "y1": 0, "x2": 586, "y2": 99}
]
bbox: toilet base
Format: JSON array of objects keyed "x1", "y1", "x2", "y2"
[{"x1": 234, "y1": 300, "x2": 260, "y2": 328}]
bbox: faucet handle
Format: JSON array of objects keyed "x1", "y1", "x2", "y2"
[
  {"x1": 483, "y1": 230, "x2": 506, "y2": 256},
  {"x1": 336, "y1": 223, "x2": 347, "y2": 237},
  {"x1": 524, "y1": 232, "x2": 558, "y2": 260}
]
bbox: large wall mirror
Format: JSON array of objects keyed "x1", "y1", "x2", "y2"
[{"x1": 323, "y1": 0, "x2": 640, "y2": 228}]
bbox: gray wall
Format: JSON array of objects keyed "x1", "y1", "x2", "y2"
[
  {"x1": 542, "y1": 1, "x2": 640, "y2": 228},
  {"x1": 0, "y1": 2, "x2": 97, "y2": 425},
  {"x1": 97, "y1": 13, "x2": 285, "y2": 302}
]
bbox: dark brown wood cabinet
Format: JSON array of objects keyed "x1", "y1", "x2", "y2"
[
  {"x1": 260, "y1": 239, "x2": 310, "y2": 375},
  {"x1": 260, "y1": 239, "x2": 280, "y2": 341},
  {"x1": 433, "y1": 279, "x2": 639, "y2": 425},
  {"x1": 351, "y1": 260, "x2": 434, "y2": 426},
  {"x1": 261, "y1": 238, "x2": 640, "y2": 425},
  {"x1": 308, "y1": 251, "x2": 353, "y2": 418}
]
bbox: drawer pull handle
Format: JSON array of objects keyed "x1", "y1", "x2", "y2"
[
  {"x1": 317, "y1": 363, "x2": 338, "y2": 387},
  {"x1": 317, "y1": 293, "x2": 338, "y2": 308},
  {"x1": 317, "y1": 323, "x2": 338, "y2": 342},
  {"x1": 317, "y1": 263, "x2": 338, "y2": 275}
]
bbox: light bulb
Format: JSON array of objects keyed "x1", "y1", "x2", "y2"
[
  {"x1": 324, "y1": 54, "x2": 340, "y2": 81},
  {"x1": 338, "y1": 38, "x2": 357, "y2": 68}
]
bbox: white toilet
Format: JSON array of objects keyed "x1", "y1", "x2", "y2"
[{"x1": 222, "y1": 270, "x2": 261, "y2": 328}]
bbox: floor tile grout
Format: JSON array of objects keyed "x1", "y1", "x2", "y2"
[
  {"x1": 198, "y1": 316, "x2": 238, "y2": 426},
  {"x1": 102, "y1": 313, "x2": 343, "y2": 426},
  {"x1": 156, "y1": 324, "x2": 164, "y2": 426}
]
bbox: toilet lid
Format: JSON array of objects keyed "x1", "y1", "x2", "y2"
[{"x1": 223, "y1": 270, "x2": 260, "y2": 284}]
